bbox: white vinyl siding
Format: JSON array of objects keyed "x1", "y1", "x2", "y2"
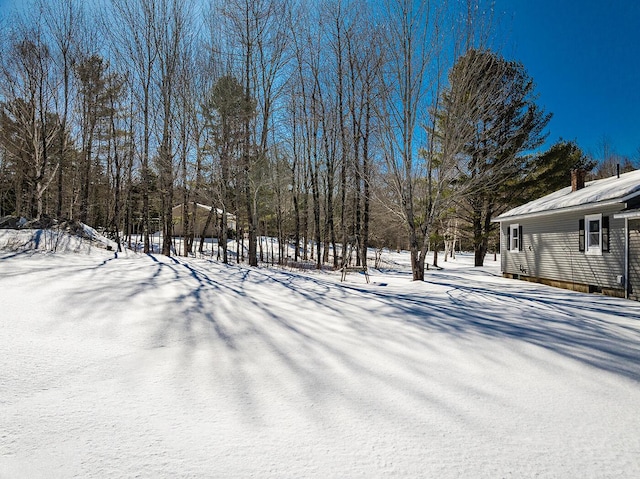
[{"x1": 501, "y1": 205, "x2": 625, "y2": 291}]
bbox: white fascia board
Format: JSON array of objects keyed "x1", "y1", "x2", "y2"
[
  {"x1": 613, "y1": 209, "x2": 640, "y2": 219},
  {"x1": 492, "y1": 199, "x2": 623, "y2": 223}
]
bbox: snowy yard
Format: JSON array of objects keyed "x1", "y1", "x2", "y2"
[{"x1": 1, "y1": 235, "x2": 640, "y2": 478}]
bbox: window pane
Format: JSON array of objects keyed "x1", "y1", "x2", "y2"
[{"x1": 588, "y1": 219, "x2": 600, "y2": 248}]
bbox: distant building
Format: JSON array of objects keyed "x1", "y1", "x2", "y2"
[
  {"x1": 171, "y1": 203, "x2": 236, "y2": 237},
  {"x1": 493, "y1": 169, "x2": 640, "y2": 300}
]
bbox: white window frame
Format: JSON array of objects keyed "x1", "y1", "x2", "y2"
[
  {"x1": 509, "y1": 223, "x2": 520, "y2": 252},
  {"x1": 585, "y1": 213, "x2": 602, "y2": 255}
]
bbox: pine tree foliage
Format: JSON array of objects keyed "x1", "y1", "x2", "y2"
[
  {"x1": 437, "y1": 48, "x2": 551, "y2": 266},
  {"x1": 521, "y1": 140, "x2": 595, "y2": 202}
]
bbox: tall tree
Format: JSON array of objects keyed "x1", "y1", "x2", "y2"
[
  {"x1": 379, "y1": 0, "x2": 444, "y2": 280},
  {"x1": 438, "y1": 48, "x2": 550, "y2": 266},
  {"x1": 153, "y1": 0, "x2": 192, "y2": 256},
  {"x1": 39, "y1": 0, "x2": 84, "y2": 220},
  {"x1": 203, "y1": 75, "x2": 256, "y2": 263},
  {"x1": 75, "y1": 54, "x2": 110, "y2": 224},
  {"x1": 109, "y1": 0, "x2": 159, "y2": 253},
  {"x1": 0, "y1": 29, "x2": 58, "y2": 220}
]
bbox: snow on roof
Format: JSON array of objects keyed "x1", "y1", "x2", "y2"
[{"x1": 495, "y1": 169, "x2": 640, "y2": 221}]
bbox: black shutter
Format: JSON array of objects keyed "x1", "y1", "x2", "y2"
[
  {"x1": 579, "y1": 219, "x2": 585, "y2": 252},
  {"x1": 506, "y1": 226, "x2": 511, "y2": 250},
  {"x1": 518, "y1": 225, "x2": 523, "y2": 251},
  {"x1": 602, "y1": 216, "x2": 610, "y2": 252}
]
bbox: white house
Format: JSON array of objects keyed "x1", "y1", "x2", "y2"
[{"x1": 493, "y1": 169, "x2": 640, "y2": 300}]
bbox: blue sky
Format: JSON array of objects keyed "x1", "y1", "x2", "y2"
[
  {"x1": 494, "y1": 0, "x2": 640, "y2": 160},
  {"x1": 1, "y1": 0, "x2": 639, "y2": 161}
]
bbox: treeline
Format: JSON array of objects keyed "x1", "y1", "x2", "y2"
[{"x1": 0, "y1": 0, "x2": 594, "y2": 278}]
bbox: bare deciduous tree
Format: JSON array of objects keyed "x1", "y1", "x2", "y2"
[{"x1": 378, "y1": 0, "x2": 445, "y2": 280}]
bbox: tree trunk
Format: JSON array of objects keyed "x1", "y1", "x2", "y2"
[
  {"x1": 142, "y1": 84, "x2": 151, "y2": 254},
  {"x1": 410, "y1": 248, "x2": 424, "y2": 281},
  {"x1": 473, "y1": 207, "x2": 485, "y2": 266},
  {"x1": 361, "y1": 97, "x2": 371, "y2": 270},
  {"x1": 109, "y1": 94, "x2": 123, "y2": 252},
  {"x1": 79, "y1": 127, "x2": 93, "y2": 224}
]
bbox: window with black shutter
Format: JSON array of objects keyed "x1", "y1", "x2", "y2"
[{"x1": 579, "y1": 218, "x2": 585, "y2": 252}]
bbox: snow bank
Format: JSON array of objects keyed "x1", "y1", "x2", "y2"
[{"x1": 0, "y1": 226, "x2": 120, "y2": 255}]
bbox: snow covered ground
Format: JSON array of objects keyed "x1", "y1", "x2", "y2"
[{"x1": 2, "y1": 231, "x2": 640, "y2": 478}]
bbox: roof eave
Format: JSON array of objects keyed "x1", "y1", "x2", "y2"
[{"x1": 492, "y1": 198, "x2": 625, "y2": 223}]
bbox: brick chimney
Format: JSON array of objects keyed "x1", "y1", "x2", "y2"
[{"x1": 571, "y1": 169, "x2": 586, "y2": 191}]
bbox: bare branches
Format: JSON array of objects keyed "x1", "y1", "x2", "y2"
[{"x1": 0, "y1": 0, "x2": 553, "y2": 273}]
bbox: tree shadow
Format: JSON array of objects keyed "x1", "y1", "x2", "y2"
[
  {"x1": 362, "y1": 271, "x2": 640, "y2": 382},
  {"x1": 11, "y1": 252, "x2": 640, "y2": 428},
  {"x1": 133, "y1": 256, "x2": 640, "y2": 429}
]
